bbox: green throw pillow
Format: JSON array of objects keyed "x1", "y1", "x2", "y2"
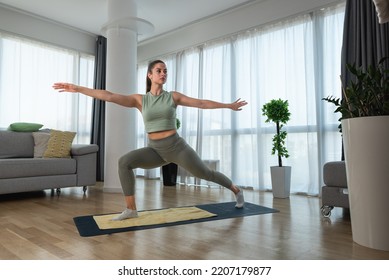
[{"x1": 8, "y1": 122, "x2": 43, "y2": 132}]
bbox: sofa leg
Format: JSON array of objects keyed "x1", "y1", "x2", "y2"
[{"x1": 83, "y1": 186, "x2": 87, "y2": 194}]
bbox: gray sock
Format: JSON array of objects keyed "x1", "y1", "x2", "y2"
[
  {"x1": 111, "y1": 208, "x2": 138, "y2": 221},
  {"x1": 235, "y1": 188, "x2": 244, "y2": 208}
]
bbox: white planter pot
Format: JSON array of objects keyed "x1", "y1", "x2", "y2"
[
  {"x1": 342, "y1": 116, "x2": 389, "y2": 251},
  {"x1": 270, "y1": 166, "x2": 291, "y2": 198}
]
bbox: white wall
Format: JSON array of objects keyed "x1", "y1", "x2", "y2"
[
  {"x1": 138, "y1": 0, "x2": 344, "y2": 62},
  {"x1": 0, "y1": 4, "x2": 95, "y2": 55}
]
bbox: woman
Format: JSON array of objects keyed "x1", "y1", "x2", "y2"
[{"x1": 53, "y1": 60, "x2": 248, "y2": 220}]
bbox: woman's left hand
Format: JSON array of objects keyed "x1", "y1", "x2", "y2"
[{"x1": 231, "y1": 98, "x2": 248, "y2": 111}]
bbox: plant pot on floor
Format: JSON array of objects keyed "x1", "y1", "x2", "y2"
[
  {"x1": 342, "y1": 116, "x2": 389, "y2": 251},
  {"x1": 270, "y1": 166, "x2": 291, "y2": 198},
  {"x1": 162, "y1": 163, "x2": 178, "y2": 186}
]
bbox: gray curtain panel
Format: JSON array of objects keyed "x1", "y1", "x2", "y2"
[
  {"x1": 91, "y1": 36, "x2": 107, "y2": 181},
  {"x1": 340, "y1": 0, "x2": 389, "y2": 160},
  {"x1": 341, "y1": 0, "x2": 389, "y2": 86}
]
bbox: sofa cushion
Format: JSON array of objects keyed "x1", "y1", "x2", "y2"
[
  {"x1": 8, "y1": 122, "x2": 43, "y2": 132},
  {"x1": 32, "y1": 132, "x2": 51, "y2": 158},
  {"x1": 0, "y1": 158, "x2": 76, "y2": 179},
  {"x1": 0, "y1": 131, "x2": 34, "y2": 159},
  {"x1": 44, "y1": 130, "x2": 76, "y2": 158}
]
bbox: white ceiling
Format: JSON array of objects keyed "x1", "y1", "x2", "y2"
[{"x1": 0, "y1": 0, "x2": 260, "y2": 42}]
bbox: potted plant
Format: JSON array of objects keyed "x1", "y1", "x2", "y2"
[
  {"x1": 262, "y1": 99, "x2": 291, "y2": 198},
  {"x1": 323, "y1": 56, "x2": 389, "y2": 251},
  {"x1": 162, "y1": 118, "x2": 181, "y2": 186}
]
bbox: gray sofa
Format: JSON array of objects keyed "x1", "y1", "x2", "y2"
[
  {"x1": 0, "y1": 130, "x2": 99, "y2": 195},
  {"x1": 321, "y1": 161, "x2": 349, "y2": 217}
]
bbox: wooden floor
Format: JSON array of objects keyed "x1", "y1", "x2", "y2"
[{"x1": 0, "y1": 179, "x2": 389, "y2": 260}]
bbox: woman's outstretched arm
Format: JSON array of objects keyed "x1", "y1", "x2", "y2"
[
  {"x1": 172, "y1": 91, "x2": 248, "y2": 111},
  {"x1": 52, "y1": 83, "x2": 142, "y2": 109}
]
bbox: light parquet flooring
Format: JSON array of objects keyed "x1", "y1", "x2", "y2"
[{"x1": 0, "y1": 179, "x2": 389, "y2": 260}]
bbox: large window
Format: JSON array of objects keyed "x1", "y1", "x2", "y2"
[
  {"x1": 0, "y1": 33, "x2": 95, "y2": 144},
  {"x1": 137, "y1": 3, "x2": 345, "y2": 195}
]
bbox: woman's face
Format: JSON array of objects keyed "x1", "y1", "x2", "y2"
[{"x1": 148, "y1": 63, "x2": 167, "y2": 85}]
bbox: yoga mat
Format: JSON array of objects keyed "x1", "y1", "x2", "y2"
[{"x1": 73, "y1": 202, "x2": 278, "y2": 237}]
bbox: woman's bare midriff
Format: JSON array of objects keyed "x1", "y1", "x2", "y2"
[{"x1": 148, "y1": 129, "x2": 177, "y2": 140}]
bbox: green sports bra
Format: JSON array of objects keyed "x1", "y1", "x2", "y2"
[{"x1": 142, "y1": 90, "x2": 177, "y2": 133}]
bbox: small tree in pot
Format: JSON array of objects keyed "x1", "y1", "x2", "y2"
[
  {"x1": 262, "y1": 99, "x2": 291, "y2": 167},
  {"x1": 262, "y1": 99, "x2": 291, "y2": 198}
]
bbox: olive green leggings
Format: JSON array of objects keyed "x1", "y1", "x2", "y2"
[{"x1": 118, "y1": 133, "x2": 232, "y2": 196}]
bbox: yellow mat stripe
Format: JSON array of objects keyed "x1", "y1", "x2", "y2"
[{"x1": 93, "y1": 206, "x2": 217, "y2": 230}]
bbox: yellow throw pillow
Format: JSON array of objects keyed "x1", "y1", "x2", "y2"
[{"x1": 43, "y1": 130, "x2": 76, "y2": 158}]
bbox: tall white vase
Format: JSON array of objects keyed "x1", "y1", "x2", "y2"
[
  {"x1": 342, "y1": 116, "x2": 389, "y2": 251},
  {"x1": 270, "y1": 166, "x2": 291, "y2": 198}
]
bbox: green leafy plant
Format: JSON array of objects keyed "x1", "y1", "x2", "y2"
[
  {"x1": 176, "y1": 118, "x2": 181, "y2": 129},
  {"x1": 262, "y1": 99, "x2": 291, "y2": 167},
  {"x1": 323, "y1": 57, "x2": 389, "y2": 131}
]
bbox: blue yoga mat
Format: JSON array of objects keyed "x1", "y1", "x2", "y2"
[{"x1": 73, "y1": 202, "x2": 278, "y2": 237}]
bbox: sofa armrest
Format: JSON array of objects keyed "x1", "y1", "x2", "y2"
[
  {"x1": 71, "y1": 144, "x2": 99, "y2": 156},
  {"x1": 323, "y1": 161, "x2": 347, "y2": 187},
  {"x1": 71, "y1": 144, "x2": 99, "y2": 186}
]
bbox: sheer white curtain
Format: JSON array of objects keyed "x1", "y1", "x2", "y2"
[
  {"x1": 137, "y1": 3, "x2": 345, "y2": 195},
  {"x1": 0, "y1": 33, "x2": 94, "y2": 144}
]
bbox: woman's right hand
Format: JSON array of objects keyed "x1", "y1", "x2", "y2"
[{"x1": 52, "y1": 82, "x2": 79, "y2": 93}]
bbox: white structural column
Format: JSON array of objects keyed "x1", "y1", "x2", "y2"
[{"x1": 102, "y1": 0, "x2": 153, "y2": 193}]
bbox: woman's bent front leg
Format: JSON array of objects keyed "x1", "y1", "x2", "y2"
[
  {"x1": 114, "y1": 147, "x2": 166, "y2": 220},
  {"x1": 118, "y1": 147, "x2": 167, "y2": 196}
]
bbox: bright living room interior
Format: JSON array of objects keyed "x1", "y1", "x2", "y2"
[{"x1": 1, "y1": 0, "x2": 389, "y2": 261}]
